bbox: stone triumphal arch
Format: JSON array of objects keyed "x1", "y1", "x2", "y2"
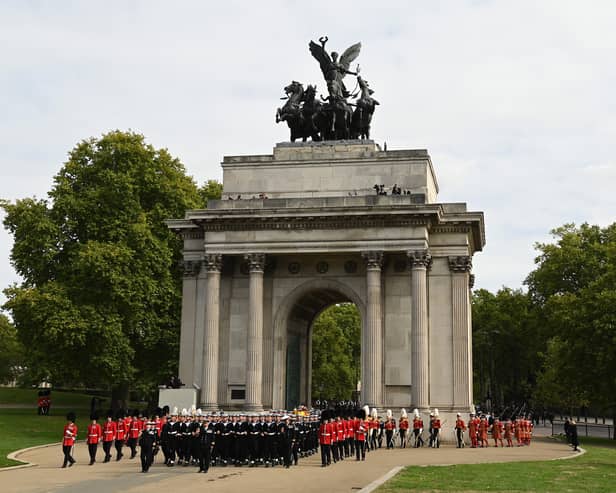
[{"x1": 168, "y1": 141, "x2": 485, "y2": 426}]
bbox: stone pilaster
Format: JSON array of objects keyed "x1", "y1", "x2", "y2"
[
  {"x1": 200, "y1": 254, "x2": 223, "y2": 410},
  {"x1": 408, "y1": 250, "x2": 431, "y2": 410},
  {"x1": 178, "y1": 260, "x2": 200, "y2": 386},
  {"x1": 245, "y1": 253, "x2": 265, "y2": 411},
  {"x1": 449, "y1": 256, "x2": 473, "y2": 408},
  {"x1": 362, "y1": 251, "x2": 384, "y2": 407}
]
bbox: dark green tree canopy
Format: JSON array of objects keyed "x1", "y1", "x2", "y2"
[{"x1": 2, "y1": 131, "x2": 208, "y2": 391}]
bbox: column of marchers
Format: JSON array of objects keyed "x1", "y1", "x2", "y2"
[
  {"x1": 408, "y1": 250, "x2": 431, "y2": 410},
  {"x1": 245, "y1": 253, "x2": 265, "y2": 411}
]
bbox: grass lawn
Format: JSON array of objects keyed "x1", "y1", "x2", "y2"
[
  {"x1": 377, "y1": 438, "x2": 616, "y2": 493},
  {"x1": 0, "y1": 408, "x2": 90, "y2": 467},
  {"x1": 0, "y1": 387, "x2": 101, "y2": 408}
]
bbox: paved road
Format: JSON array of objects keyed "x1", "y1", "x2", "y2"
[{"x1": 2, "y1": 438, "x2": 576, "y2": 493}]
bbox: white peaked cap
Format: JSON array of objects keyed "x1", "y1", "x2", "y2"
[
  {"x1": 371, "y1": 408, "x2": 378, "y2": 419},
  {"x1": 413, "y1": 408, "x2": 420, "y2": 418},
  {"x1": 190, "y1": 404, "x2": 196, "y2": 414},
  {"x1": 434, "y1": 408, "x2": 439, "y2": 417},
  {"x1": 172, "y1": 407, "x2": 178, "y2": 416},
  {"x1": 196, "y1": 408, "x2": 202, "y2": 416},
  {"x1": 181, "y1": 408, "x2": 188, "y2": 416},
  {"x1": 386, "y1": 409, "x2": 392, "y2": 419},
  {"x1": 401, "y1": 408, "x2": 408, "y2": 418},
  {"x1": 363, "y1": 405, "x2": 370, "y2": 418}
]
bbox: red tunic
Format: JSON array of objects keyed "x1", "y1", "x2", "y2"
[
  {"x1": 336, "y1": 421, "x2": 345, "y2": 441},
  {"x1": 413, "y1": 418, "x2": 423, "y2": 430},
  {"x1": 479, "y1": 420, "x2": 489, "y2": 441},
  {"x1": 63, "y1": 423, "x2": 78, "y2": 446},
  {"x1": 492, "y1": 420, "x2": 503, "y2": 439},
  {"x1": 354, "y1": 420, "x2": 367, "y2": 441},
  {"x1": 103, "y1": 421, "x2": 117, "y2": 442},
  {"x1": 399, "y1": 418, "x2": 409, "y2": 430},
  {"x1": 327, "y1": 422, "x2": 337, "y2": 443},
  {"x1": 432, "y1": 418, "x2": 441, "y2": 429},
  {"x1": 455, "y1": 418, "x2": 466, "y2": 430},
  {"x1": 319, "y1": 423, "x2": 331, "y2": 445},
  {"x1": 87, "y1": 423, "x2": 102, "y2": 444},
  {"x1": 384, "y1": 420, "x2": 395, "y2": 431},
  {"x1": 116, "y1": 420, "x2": 127, "y2": 441},
  {"x1": 129, "y1": 418, "x2": 143, "y2": 439}
]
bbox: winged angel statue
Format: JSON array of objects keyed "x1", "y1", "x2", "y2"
[{"x1": 275, "y1": 36, "x2": 379, "y2": 142}]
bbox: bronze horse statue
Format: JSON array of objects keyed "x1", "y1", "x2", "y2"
[
  {"x1": 351, "y1": 76, "x2": 379, "y2": 140},
  {"x1": 276, "y1": 82, "x2": 323, "y2": 142}
]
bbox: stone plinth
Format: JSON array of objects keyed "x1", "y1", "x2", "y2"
[
  {"x1": 158, "y1": 388, "x2": 197, "y2": 412},
  {"x1": 221, "y1": 141, "x2": 439, "y2": 202}
]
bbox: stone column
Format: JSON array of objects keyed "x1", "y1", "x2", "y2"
[
  {"x1": 200, "y1": 254, "x2": 223, "y2": 410},
  {"x1": 245, "y1": 253, "x2": 265, "y2": 411},
  {"x1": 408, "y1": 250, "x2": 431, "y2": 410},
  {"x1": 179, "y1": 260, "x2": 200, "y2": 387},
  {"x1": 449, "y1": 256, "x2": 473, "y2": 408},
  {"x1": 362, "y1": 251, "x2": 383, "y2": 407}
]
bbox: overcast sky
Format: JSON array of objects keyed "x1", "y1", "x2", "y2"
[{"x1": 1, "y1": 1, "x2": 615, "y2": 309}]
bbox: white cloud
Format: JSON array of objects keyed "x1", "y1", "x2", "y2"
[{"x1": 1, "y1": 0, "x2": 616, "y2": 307}]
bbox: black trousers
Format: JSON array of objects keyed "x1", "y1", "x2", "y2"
[
  {"x1": 103, "y1": 440, "x2": 113, "y2": 460},
  {"x1": 140, "y1": 447, "x2": 153, "y2": 471},
  {"x1": 127, "y1": 437, "x2": 137, "y2": 457},
  {"x1": 62, "y1": 445, "x2": 75, "y2": 466},
  {"x1": 355, "y1": 439, "x2": 365, "y2": 460},
  {"x1": 386, "y1": 430, "x2": 394, "y2": 449},
  {"x1": 456, "y1": 428, "x2": 464, "y2": 448},
  {"x1": 199, "y1": 443, "x2": 211, "y2": 472},
  {"x1": 114, "y1": 440, "x2": 124, "y2": 460},
  {"x1": 320, "y1": 443, "x2": 330, "y2": 465},
  {"x1": 88, "y1": 443, "x2": 98, "y2": 462}
]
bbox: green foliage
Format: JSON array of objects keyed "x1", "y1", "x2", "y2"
[
  {"x1": 527, "y1": 223, "x2": 616, "y2": 414},
  {"x1": 0, "y1": 314, "x2": 23, "y2": 384},
  {"x1": 472, "y1": 288, "x2": 539, "y2": 408},
  {"x1": 198, "y1": 179, "x2": 223, "y2": 206},
  {"x1": 2, "y1": 131, "x2": 202, "y2": 394},
  {"x1": 377, "y1": 443, "x2": 616, "y2": 492},
  {"x1": 311, "y1": 303, "x2": 360, "y2": 401}
]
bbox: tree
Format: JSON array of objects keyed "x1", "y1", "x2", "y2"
[
  {"x1": 472, "y1": 288, "x2": 540, "y2": 411},
  {"x1": 526, "y1": 223, "x2": 616, "y2": 418},
  {"x1": 2, "y1": 131, "x2": 203, "y2": 403},
  {"x1": 0, "y1": 313, "x2": 23, "y2": 384},
  {"x1": 199, "y1": 180, "x2": 223, "y2": 206},
  {"x1": 311, "y1": 303, "x2": 361, "y2": 401}
]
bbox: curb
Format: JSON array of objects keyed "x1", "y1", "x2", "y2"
[
  {"x1": 1, "y1": 442, "x2": 62, "y2": 472},
  {"x1": 551, "y1": 446, "x2": 586, "y2": 460},
  {"x1": 358, "y1": 465, "x2": 404, "y2": 493}
]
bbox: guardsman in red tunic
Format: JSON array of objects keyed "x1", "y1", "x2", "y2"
[
  {"x1": 384, "y1": 409, "x2": 396, "y2": 449},
  {"x1": 503, "y1": 417, "x2": 513, "y2": 447},
  {"x1": 87, "y1": 413, "x2": 103, "y2": 464},
  {"x1": 336, "y1": 415, "x2": 345, "y2": 461},
  {"x1": 399, "y1": 409, "x2": 409, "y2": 448},
  {"x1": 127, "y1": 410, "x2": 143, "y2": 459},
  {"x1": 318, "y1": 411, "x2": 332, "y2": 467},
  {"x1": 115, "y1": 412, "x2": 127, "y2": 461},
  {"x1": 102, "y1": 412, "x2": 116, "y2": 462},
  {"x1": 354, "y1": 408, "x2": 368, "y2": 461},
  {"x1": 492, "y1": 416, "x2": 504, "y2": 447},
  {"x1": 479, "y1": 415, "x2": 489, "y2": 447},
  {"x1": 328, "y1": 416, "x2": 338, "y2": 463},
  {"x1": 412, "y1": 409, "x2": 424, "y2": 447},
  {"x1": 430, "y1": 409, "x2": 442, "y2": 448},
  {"x1": 62, "y1": 412, "x2": 78, "y2": 468},
  {"x1": 455, "y1": 412, "x2": 466, "y2": 448},
  {"x1": 468, "y1": 413, "x2": 479, "y2": 447}
]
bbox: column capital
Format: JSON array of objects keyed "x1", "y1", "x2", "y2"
[
  {"x1": 408, "y1": 249, "x2": 432, "y2": 269},
  {"x1": 448, "y1": 255, "x2": 472, "y2": 273},
  {"x1": 244, "y1": 253, "x2": 266, "y2": 273},
  {"x1": 181, "y1": 259, "x2": 202, "y2": 278},
  {"x1": 203, "y1": 254, "x2": 223, "y2": 272},
  {"x1": 361, "y1": 251, "x2": 384, "y2": 270}
]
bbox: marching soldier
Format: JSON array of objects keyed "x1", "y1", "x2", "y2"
[
  {"x1": 102, "y1": 411, "x2": 116, "y2": 462},
  {"x1": 412, "y1": 409, "x2": 424, "y2": 448},
  {"x1": 248, "y1": 414, "x2": 261, "y2": 466},
  {"x1": 138, "y1": 420, "x2": 158, "y2": 472},
  {"x1": 384, "y1": 409, "x2": 396, "y2": 449},
  {"x1": 354, "y1": 408, "x2": 367, "y2": 461},
  {"x1": 115, "y1": 411, "x2": 127, "y2": 461},
  {"x1": 455, "y1": 412, "x2": 466, "y2": 448},
  {"x1": 469, "y1": 412, "x2": 479, "y2": 448},
  {"x1": 127, "y1": 410, "x2": 143, "y2": 459},
  {"x1": 429, "y1": 409, "x2": 441, "y2": 448},
  {"x1": 319, "y1": 410, "x2": 332, "y2": 466},
  {"x1": 503, "y1": 416, "x2": 514, "y2": 447},
  {"x1": 61, "y1": 412, "x2": 78, "y2": 468},
  {"x1": 399, "y1": 409, "x2": 409, "y2": 448},
  {"x1": 86, "y1": 413, "x2": 103, "y2": 465},
  {"x1": 492, "y1": 416, "x2": 504, "y2": 447},
  {"x1": 479, "y1": 414, "x2": 489, "y2": 448},
  {"x1": 197, "y1": 413, "x2": 215, "y2": 472}
]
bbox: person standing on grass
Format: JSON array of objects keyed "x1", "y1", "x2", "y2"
[
  {"x1": 62, "y1": 412, "x2": 78, "y2": 468},
  {"x1": 569, "y1": 419, "x2": 580, "y2": 451},
  {"x1": 86, "y1": 413, "x2": 103, "y2": 465}
]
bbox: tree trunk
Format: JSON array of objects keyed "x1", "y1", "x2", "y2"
[{"x1": 111, "y1": 382, "x2": 129, "y2": 413}]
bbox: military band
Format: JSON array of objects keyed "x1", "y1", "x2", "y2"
[{"x1": 59, "y1": 406, "x2": 534, "y2": 470}]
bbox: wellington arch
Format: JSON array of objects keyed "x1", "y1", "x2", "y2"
[{"x1": 167, "y1": 140, "x2": 485, "y2": 434}]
